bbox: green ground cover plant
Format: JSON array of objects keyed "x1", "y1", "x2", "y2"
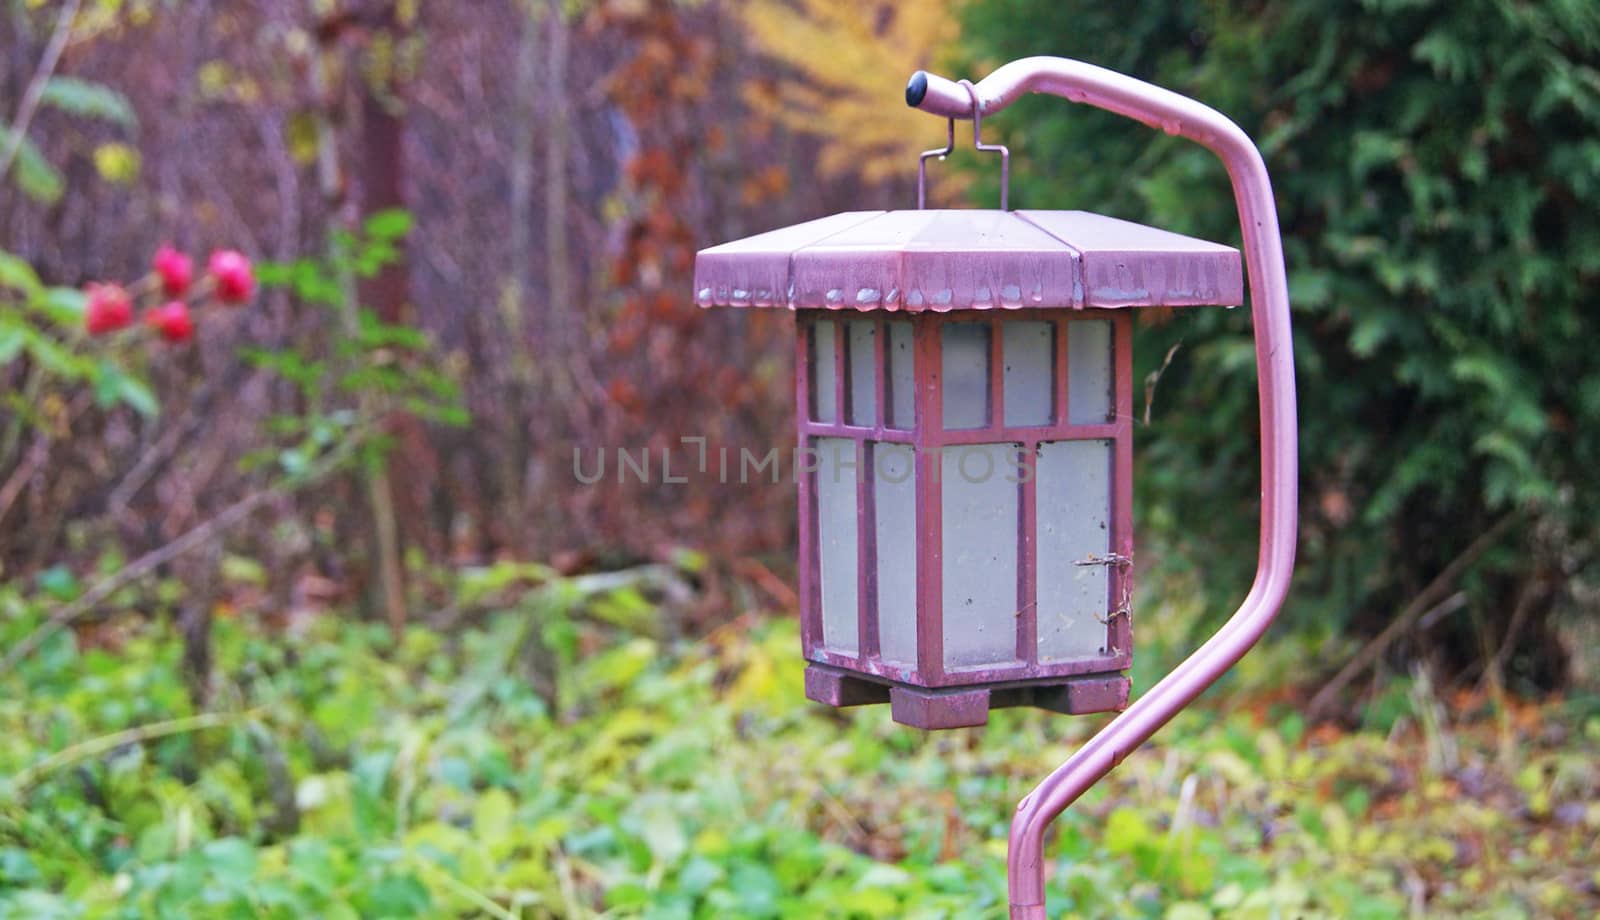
[{"x1": 2, "y1": 572, "x2": 1594, "y2": 919}]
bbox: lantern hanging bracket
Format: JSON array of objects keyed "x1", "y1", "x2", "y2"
[
  {"x1": 915, "y1": 80, "x2": 1011, "y2": 210},
  {"x1": 915, "y1": 117, "x2": 954, "y2": 210},
  {"x1": 907, "y1": 57, "x2": 1298, "y2": 920}
]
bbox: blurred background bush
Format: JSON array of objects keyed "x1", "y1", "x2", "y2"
[{"x1": 6, "y1": 0, "x2": 1596, "y2": 707}]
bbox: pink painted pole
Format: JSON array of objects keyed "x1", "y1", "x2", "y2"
[{"x1": 908, "y1": 57, "x2": 1298, "y2": 919}]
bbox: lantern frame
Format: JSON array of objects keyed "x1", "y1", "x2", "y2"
[
  {"x1": 696, "y1": 204, "x2": 1245, "y2": 730},
  {"x1": 795, "y1": 309, "x2": 1137, "y2": 724}
]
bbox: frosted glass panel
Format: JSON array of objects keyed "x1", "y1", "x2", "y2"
[
  {"x1": 1003, "y1": 321, "x2": 1055, "y2": 427},
  {"x1": 846, "y1": 321, "x2": 877, "y2": 426},
  {"x1": 886, "y1": 321, "x2": 915, "y2": 429},
  {"x1": 873, "y1": 443, "x2": 917, "y2": 665},
  {"x1": 1036, "y1": 440, "x2": 1112, "y2": 662},
  {"x1": 942, "y1": 323, "x2": 990, "y2": 429},
  {"x1": 815, "y1": 438, "x2": 859, "y2": 654},
  {"x1": 810, "y1": 321, "x2": 837, "y2": 423},
  {"x1": 1067, "y1": 320, "x2": 1113, "y2": 424},
  {"x1": 941, "y1": 443, "x2": 1021, "y2": 668}
]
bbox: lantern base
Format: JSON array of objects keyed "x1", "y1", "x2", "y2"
[{"x1": 804, "y1": 663, "x2": 1129, "y2": 730}]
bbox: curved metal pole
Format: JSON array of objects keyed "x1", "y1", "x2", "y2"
[{"x1": 907, "y1": 57, "x2": 1299, "y2": 920}]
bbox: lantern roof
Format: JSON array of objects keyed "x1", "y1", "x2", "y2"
[{"x1": 694, "y1": 209, "x2": 1243, "y2": 312}]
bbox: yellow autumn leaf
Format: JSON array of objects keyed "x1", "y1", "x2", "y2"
[
  {"x1": 197, "y1": 60, "x2": 234, "y2": 100},
  {"x1": 93, "y1": 142, "x2": 141, "y2": 184},
  {"x1": 287, "y1": 110, "x2": 322, "y2": 166},
  {"x1": 738, "y1": 0, "x2": 970, "y2": 202}
]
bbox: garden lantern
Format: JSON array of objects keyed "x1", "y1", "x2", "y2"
[
  {"x1": 694, "y1": 56, "x2": 1296, "y2": 920},
  {"x1": 694, "y1": 94, "x2": 1243, "y2": 732}
]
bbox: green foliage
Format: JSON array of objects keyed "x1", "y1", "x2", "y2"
[
  {"x1": 2, "y1": 70, "x2": 136, "y2": 204},
  {"x1": 247, "y1": 209, "x2": 467, "y2": 476},
  {"x1": 959, "y1": 0, "x2": 1600, "y2": 655},
  {"x1": 37, "y1": 78, "x2": 137, "y2": 130},
  {"x1": 0, "y1": 126, "x2": 64, "y2": 205},
  {"x1": 0, "y1": 248, "x2": 158, "y2": 423},
  {"x1": 0, "y1": 574, "x2": 1594, "y2": 918}
]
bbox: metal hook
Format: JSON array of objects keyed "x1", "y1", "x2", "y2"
[
  {"x1": 916, "y1": 117, "x2": 954, "y2": 210},
  {"x1": 962, "y1": 79, "x2": 1010, "y2": 210},
  {"x1": 913, "y1": 82, "x2": 1011, "y2": 210}
]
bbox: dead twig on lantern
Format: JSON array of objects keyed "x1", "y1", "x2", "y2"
[
  {"x1": 0, "y1": 437, "x2": 364, "y2": 678},
  {"x1": 1076, "y1": 553, "x2": 1133, "y2": 624},
  {"x1": 1308, "y1": 511, "x2": 1520, "y2": 720},
  {"x1": 1074, "y1": 553, "x2": 1132, "y2": 568}
]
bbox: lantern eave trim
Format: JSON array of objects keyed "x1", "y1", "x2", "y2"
[{"x1": 694, "y1": 208, "x2": 1243, "y2": 313}]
